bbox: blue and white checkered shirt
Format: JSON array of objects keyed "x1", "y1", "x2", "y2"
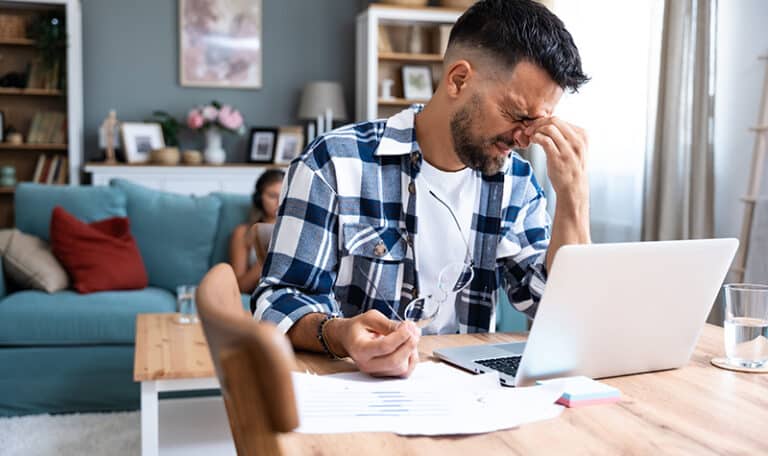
[{"x1": 252, "y1": 106, "x2": 550, "y2": 334}]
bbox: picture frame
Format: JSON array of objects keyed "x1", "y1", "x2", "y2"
[
  {"x1": 121, "y1": 122, "x2": 165, "y2": 164},
  {"x1": 402, "y1": 65, "x2": 434, "y2": 100},
  {"x1": 179, "y1": 0, "x2": 263, "y2": 89},
  {"x1": 274, "y1": 126, "x2": 305, "y2": 165},
  {"x1": 247, "y1": 127, "x2": 278, "y2": 163}
]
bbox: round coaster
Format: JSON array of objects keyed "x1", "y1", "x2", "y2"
[{"x1": 711, "y1": 357, "x2": 768, "y2": 373}]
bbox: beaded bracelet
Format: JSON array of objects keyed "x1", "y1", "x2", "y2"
[{"x1": 317, "y1": 314, "x2": 344, "y2": 360}]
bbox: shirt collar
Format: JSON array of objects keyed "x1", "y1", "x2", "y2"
[
  {"x1": 374, "y1": 104, "x2": 513, "y2": 175},
  {"x1": 374, "y1": 104, "x2": 425, "y2": 157}
]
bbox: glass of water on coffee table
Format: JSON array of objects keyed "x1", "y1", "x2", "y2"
[
  {"x1": 712, "y1": 283, "x2": 768, "y2": 372},
  {"x1": 175, "y1": 285, "x2": 199, "y2": 324}
]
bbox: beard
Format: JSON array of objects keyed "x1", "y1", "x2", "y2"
[{"x1": 450, "y1": 96, "x2": 514, "y2": 176}]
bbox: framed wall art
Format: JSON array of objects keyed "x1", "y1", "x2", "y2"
[{"x1": 179, "y1": 0, "x2": 263, "y2": 89}]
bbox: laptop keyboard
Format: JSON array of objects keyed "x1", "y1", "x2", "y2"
[{"x1": 475, "y1": 356, "x2": 522, "y2": 377}]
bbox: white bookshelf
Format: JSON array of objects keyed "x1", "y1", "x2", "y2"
[
  {"x1": 2, "y1": 0, "x2": 84, "y2": 185},
  {"x1": 355, "y1": 5, "x2": 462, "y2": 122}
]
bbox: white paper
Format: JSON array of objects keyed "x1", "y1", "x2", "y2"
[{"x1": 293, "y1": 362, "x2": 564, "y2": 436}]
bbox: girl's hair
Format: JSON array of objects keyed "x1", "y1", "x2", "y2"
[{"x1": 249, "y1": 169, "x2": 285, "y2": 223}]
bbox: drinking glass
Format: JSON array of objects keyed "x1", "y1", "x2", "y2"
[
  {"x1": 175, "y1": 285, "x2": 199, "y2": 324},
  {"x1": 722, "y1": 283, "x2": 768, "y2": 369}
]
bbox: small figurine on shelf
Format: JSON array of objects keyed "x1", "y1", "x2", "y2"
[{"x1": 99, "y1": 110, "x2": 119, "y2": 164}]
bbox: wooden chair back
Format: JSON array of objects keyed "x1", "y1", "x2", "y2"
[{"x1": 196, "y1": 263, "x2": 298, "y2": 456}]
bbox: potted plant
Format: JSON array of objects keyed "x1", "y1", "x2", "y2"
[
  {"x1": 147, "y1": 111, "x2": 181, "y2": 147},
  {"x1": 187, "y1": 101, "x2": 245, "y2": 165},
  {"x1": 27, "y1": 12, "x2": 66, "y2": 90},
  {"x1": 146, "y1": 111, "x2": 182, "y2": 165}
]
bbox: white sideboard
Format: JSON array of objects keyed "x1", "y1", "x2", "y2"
[{"x1": 85, "y1": 164, "x2": 285, "y2": 196}]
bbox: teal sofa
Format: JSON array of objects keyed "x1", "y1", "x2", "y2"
[{"x1": 0, "y1": 180, "x2": 253, "y2": 417}]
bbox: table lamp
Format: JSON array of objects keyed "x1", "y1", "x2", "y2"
[{"x1": 298, "y1": 81, "x2": 348, "y2": 143}]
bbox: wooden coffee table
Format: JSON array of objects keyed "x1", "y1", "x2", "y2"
[{"x1": 134, "y1": 313, "x2": 220, "y2": 456}]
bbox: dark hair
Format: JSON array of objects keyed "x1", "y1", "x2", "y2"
[
  {"x1": 448, "y1": 0, "x2": 589, "y2": 92},
  {"x1": 251, "y1": 168, "x2": 285, "y2": 213}
]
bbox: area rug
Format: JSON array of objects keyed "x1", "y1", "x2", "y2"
[{"x1": 0, "y1": 411, "x2": 139, "y2": 456}]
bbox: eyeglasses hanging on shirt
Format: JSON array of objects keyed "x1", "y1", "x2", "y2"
[{"x1": 355, "y1": 190, "x2": 475, "y2": 328}]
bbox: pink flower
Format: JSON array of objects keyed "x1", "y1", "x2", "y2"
[
  {"x1": 218, "y1": 105, "x2": 243, "y2": 131},
  {"x1": 202, "y1": 105, "x2": 219, "y2": 121},
  {"x1": 187, "y1": 110, "x2": 204, "y2": 130}
]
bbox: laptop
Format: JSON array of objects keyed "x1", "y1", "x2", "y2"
[{"x1": 434, "y1": 239, "x2": 739, "y2": 386}]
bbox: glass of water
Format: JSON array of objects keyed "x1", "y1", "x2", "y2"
[
  {"x1": 723, "y1": 283, "x2": 768, "y2": 368},
  {"x1": 175, "y1": 285, "x2": 198, "y2": 325}
]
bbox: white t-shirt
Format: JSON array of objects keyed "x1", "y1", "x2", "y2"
[{"x1": 415, "y1": 159, "x2": 479, "y2": 335}]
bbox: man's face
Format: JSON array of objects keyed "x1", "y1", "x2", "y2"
[{"x1": 450, "y1": 61, "x2": 563, "y2": 175}]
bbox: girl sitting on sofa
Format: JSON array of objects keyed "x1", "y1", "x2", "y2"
[{"x1": 229, "y1": 169, "x2": 285, "y2": 293}]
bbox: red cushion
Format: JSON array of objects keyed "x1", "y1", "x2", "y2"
[{"x1": 50, "y1": 206, "x2": 148, "y2": 293}]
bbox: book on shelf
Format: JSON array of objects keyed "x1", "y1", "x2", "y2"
[
  {"x1": 27, "y1": 111, "x2": 67, "y2": 145},
  {"x1": 32, "y1": 154, "x2": 46, "y2": 183},
  {"x1": 37, "y1": 155, "x2": 51, "y2": 183},
  {"x1": 46, "y1": 156, "x2": 61, "y2": 184},
  {"x1": 29, "y1": 155, "x2": 67, "y2": 185},
  {"x1": 26, "y1": 60, "x2": 60, "y2": 91},
  {"x1": 27, "y1": 113, "x2": 43, "y2": 144},
  {"x1": 56, "y1": 157, "x2": 68, "y2": 184},
  {"x1": 51, "y1": 113, "x2": 67, "y2": 144}
]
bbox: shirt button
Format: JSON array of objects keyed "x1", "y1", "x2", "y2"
[
  {"x1": 412, "y1": 288, "x2": 419, "y2": 299},
  {"x1": 410, "y1": 152, "x2": 420, "y2": 164},
  {"x1": 407, "y1": 235, "x2": 414, "y2": 247},
  {"x1": 374, "y1": 242, "x2": 387, "y2": 256},
  {"x1": 408, "y1": 181, "x2": 416, "y2": 195}
]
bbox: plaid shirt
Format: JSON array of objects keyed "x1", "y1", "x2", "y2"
[{"x1": 252, "y1": 106, "x2": 550, "y2": 334}]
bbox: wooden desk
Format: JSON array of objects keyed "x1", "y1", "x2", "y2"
[
  {"x1": 135, "y1": 317, "x2": 767, "y2": 454},
  {"x1": 282, "y1": 324, "x2": 768, "y2": 455}
]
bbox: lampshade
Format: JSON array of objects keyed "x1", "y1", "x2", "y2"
[{"x1": 298, "y1": 81, "x2": 348, "y2": 121}]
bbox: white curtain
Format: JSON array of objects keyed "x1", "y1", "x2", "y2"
[
  {"x1": 642, "y1": 0, "x2": 718, "y2": 241},
  {"x1": 534, "y1": 0, "x2": 665, "y2": 243}
]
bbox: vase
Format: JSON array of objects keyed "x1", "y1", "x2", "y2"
[{"x1": 204, "y1": 127, "x2": 226, "y2": 165}]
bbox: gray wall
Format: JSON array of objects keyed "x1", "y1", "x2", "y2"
[{"x1": 82, "y1": 0, "x2": 369, "y2": 162}]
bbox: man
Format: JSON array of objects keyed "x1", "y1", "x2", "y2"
[{"x1": 252, "y1": 0, "x2": 590, "y2": 378}]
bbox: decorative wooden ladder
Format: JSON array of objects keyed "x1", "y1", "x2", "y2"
[{"x1": 732, "y1": 54, "x2": 768, "y2": 282}]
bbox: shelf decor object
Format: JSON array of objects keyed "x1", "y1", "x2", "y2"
[
  {"x1": 121, "y1": 123, "x2": 164, "y2": 164},
  {"x1": 246, "y1": 127, "x2": 277, "y2": 164},
  {"x1": 298, "y1": 81, "x2": 348, "y2": 143},
  {"x1": 356, "y1": 5, "x2": 462, "y2": 121},
  {"x1": 402, "y1": 65, "x2": 433, "y2": 100},
  {"x1": 99, "y1": 110, "x2": 120, "y2": 164},
  {"x1": 274, "y1": 126, "x2": 304, "y2": 165},
  {"x1": 186, "y1": 101, "x2": 246, "y2": 165}
]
